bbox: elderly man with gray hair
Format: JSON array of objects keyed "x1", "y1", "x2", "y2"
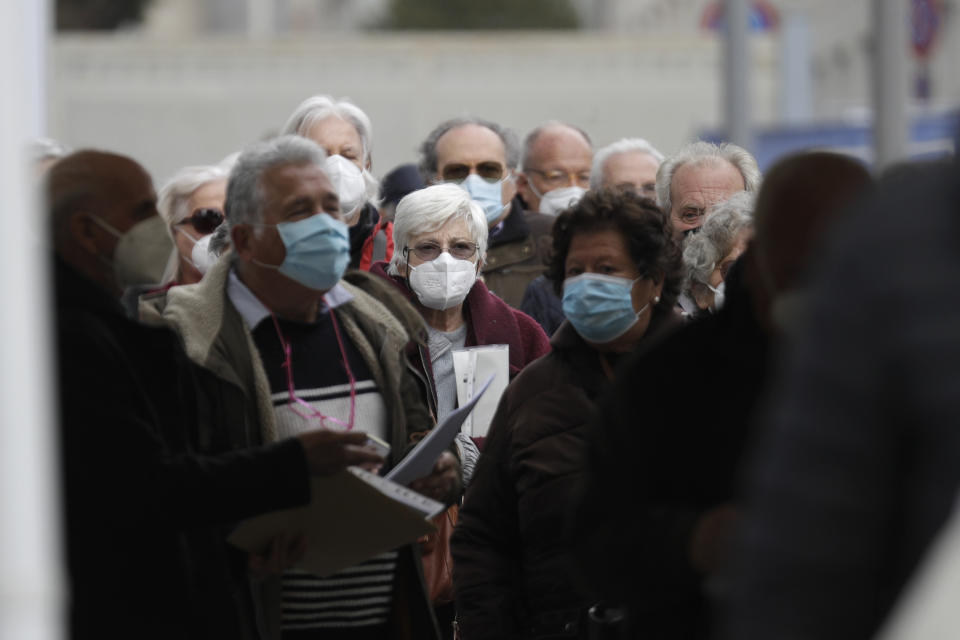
[
  {"x1": 591, "y1": 137, "x2": 665, "y2": 198},
  {"x1": 419, "y1": 116, "x2": 554, "y2": 308},
  {"x1": 142, "y1": 134, "x2": 458, "y2": 640},
  {"x1": 657, "y1": 140, "x2": 761, "y2": 239},
  {"x1": 681, "y1": 191, "x2": 754, "y2": 316},
  {"x1": 515, "y1": 120, "x2": 593, "y2": 216}
]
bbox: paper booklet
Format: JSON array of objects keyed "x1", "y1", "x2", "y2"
[
  {"x1": 227, "y1": 466, "x2": 444, "y2": 577},
  {"x1": 386, "y1": 374, "x2": 495, "y2": 486},
  {"x1": 453, "y1": 344, "x2": 509, "y2": 438}
]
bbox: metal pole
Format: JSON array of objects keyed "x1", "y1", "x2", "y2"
[
  {"x1": 0, "y1": 0, "x2": 63, "y2": 639},
  {"x1": 724, "y1": 0, "x2": 754, "y2": 151},
  {"x1": 780, "y1": 9, "x2": 813, "y2": 125},
  {"x1": 873, "y1": 0, "x2": 910, "y2": 169}
]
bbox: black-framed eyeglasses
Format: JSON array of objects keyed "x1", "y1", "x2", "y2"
[
  {"x1": 178, "y1": 208, "x2": 224, "y2": 234},
  {"x1": 405, "y1": 241, "x2": 478, "y2": 262}
]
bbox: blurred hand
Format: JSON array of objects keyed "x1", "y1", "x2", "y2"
[
  {"x1": 248, "y1": 533, "x2": 307, "y2": 580},
  {"x1": 297, "y1": 430, "x2": 384, "y2": 476},
  {"x1": 689, "y1": 504, "x2": 739, "y2": 574},
  {"x1": 409, "y1": 451, "x2": 461, "y2": 505}
]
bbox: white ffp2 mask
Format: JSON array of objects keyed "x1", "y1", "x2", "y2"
[
  {"x1": 408, "y1": 252, "x2": 478, "y2": 310},
  {"x1": 324, "y1": 154, "x2": 367, "y2": 223}
]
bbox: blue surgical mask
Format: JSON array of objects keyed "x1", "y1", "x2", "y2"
[
  {"x1": 252, "y1": 213, "x2": 350, "y2": 291},
  {"x1": 459, "y1": 174, "x2": 508, "y2": 224},
  {"x1": 562, "y1": 273, "x2": 650, "y2": 344}
]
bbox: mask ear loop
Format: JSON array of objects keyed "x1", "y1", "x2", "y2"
[{"x1": 270, "y1": 311, "x2": 356, "y2": 431}]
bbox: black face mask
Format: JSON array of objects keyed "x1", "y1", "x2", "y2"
[{"x1": 682, "y1": 226, "x2": 702, "y2": 238}]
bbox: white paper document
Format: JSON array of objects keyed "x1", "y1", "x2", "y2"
[
  {"x1": 386, "y1": 374, "x2": 495, "y2": 486},
  {"x1": 228, "y1": 467, "x2": 443, "y2": 577},
  {"x1": 453, "y1": 344, "x2": 509, "y2": 438}
]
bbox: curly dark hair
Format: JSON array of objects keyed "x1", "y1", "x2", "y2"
[{"x1": 545, "y1": 188, "x2": 682, "y2": 312}]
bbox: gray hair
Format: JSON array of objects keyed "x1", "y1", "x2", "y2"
[
  {"x1": 520, "y1": 120, "x2": 592, "y2": 170},
  {"x1": 418, "y1": 116, "x2": 520, "y2": 181},
  {"x1": 157, "y1": 154, "x2": 236, "y2": 284},
  {"x1": 225, "y1": 135, "x2": 327, "y2": 226},
  {"x1": 656, "y1": 141, "x2": 761, "y2": 215},
  {"x1": 682, "y1": 191, "x2": 754, "y2": 291},
  {"x1": 281, "y1": 94, "x2": 379, "y2": 204},
  {"x1": 387, "y1": 183, "x2": 488, "y2": 276},
  {"x1": 591, "y1": 137, "x2": 664, "y2": 189}
]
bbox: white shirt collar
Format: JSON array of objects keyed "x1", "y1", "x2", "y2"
[{"x1": 227, "y1": 268, "x2": 354, "y2": 329}]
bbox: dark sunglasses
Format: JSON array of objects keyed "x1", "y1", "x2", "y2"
[{"x1": 178, "y1": 208, "x2": 224, "y2": 234}]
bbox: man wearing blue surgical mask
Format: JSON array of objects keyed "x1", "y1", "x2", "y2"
[
  {"x1": 142, "y1": 135, "x2": 458, "y2": 640},
  {"x1": 419, "y1": 117, "x2": 554, "y2": 309}
]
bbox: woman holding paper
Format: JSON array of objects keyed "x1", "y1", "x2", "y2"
[
  {"x1": 450, "y1": 189, "x2": 683, "y2": 640},
  {"x1": 369, "y1": 183, "x2": 551, "y2": 637},
  {"x1": 369, "y1": 183, "x2": 551, "y2": 436}
]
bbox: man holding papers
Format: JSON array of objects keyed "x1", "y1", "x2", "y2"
[{"x1": 142, "y1": 136, "x2": 459, "y2": 640}]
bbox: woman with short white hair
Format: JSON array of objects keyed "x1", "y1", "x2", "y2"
[
  {"x1": 682, "y1": 191, "x2": 754, "y2": 315},
  {"x1": 157, "y1": 154, "x2": 235, "y2": 286},
  {"x1": 282, "y1": 95, "x2": 391, "y2": 270},
  {"x1": 371, "y1": 183, "x2": 550, "y2": 423},
  {"x1": 369, "y1": 183, "x2": 549, "y2": 634}
]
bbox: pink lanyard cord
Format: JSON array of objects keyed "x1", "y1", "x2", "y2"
[{"x1": 270, "y1": 309, "x2": 356, "y2": 431}]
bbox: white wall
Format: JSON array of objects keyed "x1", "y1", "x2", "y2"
[{"x1": 49, "y1": 31, "x2": 777, "y2": 185}]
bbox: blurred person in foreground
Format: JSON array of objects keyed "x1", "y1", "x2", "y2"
[
  {"x1": 281, "y1": 95, "x2": 384, "y2": 270},
  {"x1": 50, "y1": 149, "x2": 384, "y2": 639},
  {"x1": 572, "y1": 152, "x2": 872, "y2": 639},
  {"x1": 719, "y1": 156, "x2": 960, "y2": 640},
  {"x1": 515, "y1": 120, "x2": 593, "y2": 216},
  {"x1": 370, "y1": 182, "x2": 550, "y2": 637},
  {"x1": 656, "y1": 141, "x2": 760, "y2": 239},
  {"x1": 452, "y1": 189, "x2": 682, "y2": 640},
  {"x1": 140, "y1": 135, "x2": 459, "y2": 640},
  {"x1": 157, "y1": 156, "x2": 235, "y2": 287},
  {"x1": 521, "y1": 137, "x2": 665, "y2": 335},
  {"x1": 419, "y1": 116, "x2": 553, "y2": 308},
  {"x1": 680, "y1": 191, "x2": 754, "y2": 317}
]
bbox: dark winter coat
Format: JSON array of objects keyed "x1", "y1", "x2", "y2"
[
  {"x1": 572, "y1": 261, "x2": 770, "y2": 640},
  {"x1": 452, "y1": 309, "x2": 679, "y2": 640},
  {"x1": 55, "y1": 259, "x2": 311, "y2": 640},
  {"x1": 482, "y1": 198, "x2": 555, "y2": 309}
]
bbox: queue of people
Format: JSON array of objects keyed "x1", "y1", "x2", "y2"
[{"x1": 42, "y1": 91, "x2": 960, "y2": 640}]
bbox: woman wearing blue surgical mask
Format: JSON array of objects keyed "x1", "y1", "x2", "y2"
[{"x1": 452, "y1": 189, "x2": 683, "y2": 640}]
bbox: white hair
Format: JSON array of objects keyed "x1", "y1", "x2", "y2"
[
  {"x1": 682, "y1": 191, "x2": 754, "y2": 291},
  {"x1": 225, "y1": 135, "x2": 327, "y2": 226},
  {"x1": 281, "y1": 94, "x2": 379, "y2": 205},
  {"x1": 157, "y1": 153, "x2": 236, "y2": 284},
  {"x1": 387, "y1": 183, "x2": 489, "y2": 276},
  {"x1": 656, "y1": 141, "x2": 761, "y2": 215},
  {"x1": 31, "y1": 137, "x2": 70, "y2": 163},
  {"x1": 590, "y1": 137, "x2": 665, "y2": 190}
]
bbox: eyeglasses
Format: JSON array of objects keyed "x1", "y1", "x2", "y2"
[
  {"x1": 526, "y1": 168, "x2": 591, "y2": 190},
  {"x1": 178, "y1": 208, "x2": 224, "y2": 234},
  {"x1": 440, "y1": 162, "x2": 507, "y2": 184},
  {"x1": 406, "y1": 241, "x2": 478, "y2": 262}
]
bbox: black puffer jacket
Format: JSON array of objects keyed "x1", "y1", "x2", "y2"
[{"x1": 451, "y1": 310, "x2": 679, "y2": 640}]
